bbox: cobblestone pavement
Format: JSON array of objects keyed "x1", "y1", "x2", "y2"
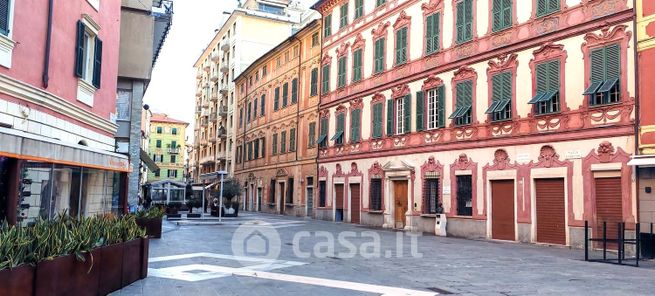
[{"x1": 113, "y1": 212, "x2": 655, "y2": 296}]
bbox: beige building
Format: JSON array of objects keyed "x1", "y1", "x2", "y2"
[
  {"x1": 191, "y1": 0, "x2": 308, "y2": 186},
  {"x1": 234, "y1": 19, "x2": 321, "y2": 216}
]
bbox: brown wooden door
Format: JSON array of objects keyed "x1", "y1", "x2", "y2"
[
  {"x1": 335, "y1": 184, "x2": 344, "y2": 209},
  {"x1": 491, "y1": 180, "x2": 515, "y2": 241},
  {"x1": 595, "y1": 177, "x2": 622, "y2": 249},
  {"x1": 279, "y1": 182, "x2": 285, "y2": 214},
  {"x1": 350, "y1": 184, "x2": 361, "y2": 224},
  {"x1": 394, "y1": 181, "x2": 408, "y2": 228},
  {"x1": 535, "y1": 178, "x2": 566, "y2": 245}
]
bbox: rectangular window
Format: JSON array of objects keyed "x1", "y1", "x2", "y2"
[
  {"x1": 248, "y1": 142, "x2": 253, "y2": 161},
  {"x1": 254, "y1": 139, "x2": 260, "y2": 159},
  {"x1": 332, "y1": 113, "x2": 345, "y2": 146},
  {"x1": 272, "y1": 133, "x2": 278, "y2": 155},
  {"x1": 456, "y1": 175, "x2": 473, "y2": 216},
  {"x1": 172, "y1": 128, "x2": 177, "y2": 135},
  {"x1": 253, "y1": 98, "x2": 258, "y2": 118},
  {"x1": 370, "y1": 179, "x2": 382, "y2": 211},
  {"x1": 424, "y1": 178, "x2": 440, "y2": 214},
  {"x1": 455, "y1": 0, "x2": 473, "y2": 44},
  {"x1": 289, "y1": 128, "x2": 296, "y2": 152},
  {"x1": 354, "y1": 0, "x2": 364, "y2": 19},
  {"x1": 154, "y1": 170, "x2": 160, "y2": 177},
  {"x1": 374, "y1": 38, "x2": 385, "y2": 74},
  {"x1": 308, "y1": 122, "x2": 316, "y2": 147},
  {"x1": 281, "y1": 131, "x2": 287, "y2": 153},
  {"x1": 261, "y1": 94, "x2": 266, "y2": 116},
  {"x1": 262, "y1": 65, "x2": 267, "y2": 76},
  {"x1": 291, "y1": 78, "x2": 298, "y2": 104},
  {"x1": 324, "y1": 14, "x2": 332, "y2": 37},
  {"x1": 318, "y1": 117, "x2": 329, "y2": 148},
  {"x1": 310, "y1": 68, "x2": 319, "y2": 96},
  {"x1": 312, "y1": 32, "x2": 319, "y2": 47},
  {"x1": 492, "y1": 0, "x2": 512, "y2": 32},
  {"x1": 156, "y1": 127, "x2": 162, "y2": 134},
  {"x1": 337, "y1": 56, "x2": 347, "y2": 88},
  {"x1": 287, "y1": 178, "x2": 294, "y2": 204},
  {"x1": 282, "y1": 82, "x2": 289, "y2": 107},
  {"x1": 395, "y1": 98, "x2": 405, "y2": 134},
  {"x1": 0, "y1": 0, "x2": 11, "y2": 36},
  {"x1": 372, "y1": 102, "x2": 383, "y2": 139},
  {"x1": 583, "y1": 44, "x2": 621, "y2": 106},
  {"x1": 261, "y1": 137, "x2": 266, "y2": 157},
  {"x1": 247, "y1": 101, "x2": 252, "y2": 122},
  {"x1": 350, "y1": 109, "x2": 361, "y2": 143},
  {"x1": 426, "y1": 13, "x2": 440, "y2": 55},
  {"x1": 395, "y1": 27, "x2": 408, "y2": 65},
  {"x1": 390, "y1": 95, "x2": 411, "y2": 135},
  {"x1": 322, "y1": 64, "x2": 331, "y2": 94},
  {"x1": 536, "y1": 0, "x2": 560, "y2": 17},
  {"x1": 486, "y1": 71, "x2": 512, "y2": 122},
  {"x1": 426, "y1": 86, "x2": 445, "y2": 129},
  {"x1": 156, "y1": 140, "x2": 161, "y2": 148},
  {"x1": 171, "y1": 140, "x2": 177, "y2": 148},
  {"x1": 529, "y1": 60, "x2": 561, "y2": 115},
  {"x1": 340, "y1": 3, "x2": 348, "y2": 28},
  {"x1": 449, "y1": 80, "x2": 473, "y2": 126},
  {"x1": 274, "y1": 87, "x2": 280, "y2": 110},
  {"x1": 352, "y1": 49, "x2": 362, "y2": 82},
  {"x1": 319, "y1": 180, "x2": 327, "y2": 207},
  {"x1": 376, "y1": 0, "x2": 386, "y2": 7},
  {"x1": 75, "y1": 20, "x2": 103, "y2": 88}
]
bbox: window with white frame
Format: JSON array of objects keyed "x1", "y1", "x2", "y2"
[
  {"x1": 427, "y1": 88, "x2": 440, "y2": 130},
  {"x1": 395, "y1": 98, "x2": 405, "y2": 134}
]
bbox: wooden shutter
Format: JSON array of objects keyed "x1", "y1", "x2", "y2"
[
  {"x1": 0, "y1": 0, "x2": 10, "y2": 35},
  {"x1": 92, "y1": 38, "x2": 103, "y2": 88},
  {"x1": 75, "y1": 20, "x2": 85, "y2": 78},
  {"x1": 492, "y1": 0, "x2": 502, "y2": 32},
  {"x1": 535, "y1": 178, "x2": 566, "y2": 245},
  {"x1": 464, "y1": 0, "x2": 473, "y2": 41},
  {"x1": 282, "y1": 83, "x2": 288, "y2": 106},
  {"x1": 290, "y1": 128, "x2": 296, "y2": 151},
  {"x1": 375, "y1": 38, "x2": 384, "y2": 72},
  {"x1": 438, "y1": 86, "x2": 445, "y2": 127},
  {"x1": 261, "y1": 137, "x2": 266, "y2": 157},
  {"x1": 272, "y1": 133, "x2": 278, "y2": 154},
  {"x1": 260, "y1": 94, "x2": 265, "y2": 116},
  {"x1": 605, "y1": 44, "x2": 620, "y2": 80},
  {"x1": 590, "y1": 48, "x2": 605, "y2": 82},
  {"x1": 311, "y1": 68, "x2": 318, "y2": 95},
  {"x1": 547, "y1": 60, "x2": 560, "y2": 91},
  {"x1": 416, "y1": 91, "x2": 424, "y2": 131},
  {"x1": 322, "y1": 64, "x2": 330, "y2": 93},
  {"x1": 536, "y1": 62, "x2": 548, "y2": 94},
  {"x1": 351, "y1": 109, "x2": 360, "y2": 142},
  {"x1": 373, "y1": 103, "x2": 383, "y2": 138},
  {"x1": 492, "y1": 74, "x2": 502, "y2": 101},
  {"x1": 274, "y1": 87, "x2": 280, "y2": 110},
  {"x1": 320, "y1": 117, "x2": 328, "y2": 139},
  {"x1": 426, "y1": 14, "x2": 434, "y2": 53},
  {"x1": 537, "y1": 0, "x2": 547, "y2": 16},
  {"x1": 386, "y1": 99, "x2": 394, "y2": 135},
  {"x1": 403, "y1": 94, "x2": 411, "y2": 134},
  {"x1": 291, "y1": 78, "x2": 298, "y2": 103},
  {"x1": 456, "y1": 1, "x2": 464, "y2": 43},
  {"x1": 502, "y1": 0, "x2": 512, "y2": 28},
  {"x1": 308, "y1": 122, "x2": 315, "y2": 147},
  {"x1": 547, "y1": 0, "x2": 559, "y2": 12}
]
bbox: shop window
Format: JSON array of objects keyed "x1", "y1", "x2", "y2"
[
  {"x1": 370, "y1": 179, "x2": 382, "y2": 211},
  {"x1": 423, "y1": 177, "x2": 440, "y2": 214},
  {"x1": 456, "y1": 175, "x2": 472, "y2": 216}
]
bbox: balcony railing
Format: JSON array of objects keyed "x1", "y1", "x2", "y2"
[
  {"x1": 211, "y1": 52, "x2": 220, "y2": 62},
  {"x1": 168, "y1": 148, "x2": 180, "y2": 154},
  {"x1": 221, "y1": 43, "x2": 229, "y2": 52},
  {"x1": 217, "y1": 130, "x2": 227, "y2": 138},
  {"x1": 220, "y1": 65, "x2": 229, "y2": 74},
  {"x1": 209, "y1": 113, "x2": 217, "y2": 121},
  {"x1": 219, "y1": 85, "x2": 228, "y2": 95},
  {"x1": 218, "y1": 105, "x2": 228, "y2": 116},
  {"x1": 210, "y1": 92, "x2": 219, "y2": 101}
]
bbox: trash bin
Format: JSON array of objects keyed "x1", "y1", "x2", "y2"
[{"x1": 435, "y1": 214, "x2": 447, "y2": 236}]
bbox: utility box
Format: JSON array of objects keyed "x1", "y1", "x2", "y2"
[{"x1": 435, "y1": 214, "x2": 447, "y2": 236}]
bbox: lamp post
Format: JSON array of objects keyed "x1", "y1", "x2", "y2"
[{"x1": 216, "y1": 170, "x2": 228, "y2": 223}]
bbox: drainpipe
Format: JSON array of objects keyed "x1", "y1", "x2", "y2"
[
  {"x1": 294, "y1": 35, "x2": 301, "y2": 163},
  {"x1": 632, "y1": 0, "x2": 641, "y2": 230},
  {"x1": 316, "y1": 20, "x2": 324, "y2": 216},
  {"x1": 42, "y1": 0, "x2": 54, "y2": 88}
]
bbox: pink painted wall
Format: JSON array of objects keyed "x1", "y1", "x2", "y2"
[{"x1": 0, "y1": 0, "x2": 121, "y2": 136}]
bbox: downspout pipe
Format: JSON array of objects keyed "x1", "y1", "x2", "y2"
[
  {"x1": 294, "y1": 35, "x2": 301, "y2": 163},
  {"x1": 42, "y1": 0, "x2": 54, "y2": 88},
  {"x1": 632, "y1": 0, "x2": 641, "y2": 229}
]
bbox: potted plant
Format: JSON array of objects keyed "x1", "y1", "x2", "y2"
[
  {"x1": 165, "y1": 202, "x2": 182, "y2": 217},
  {"x1": 135, "y1": 206, "x2": 165, "y2": 238},
  {"x1": 0, "y1": 222, "x2": 34, "y2": 296},
  {"x1": 186, "y1": 196, "x2": 203, "y2": 218},
  {"x1": 120, "y1": 215, "x2": 147, "y2": 287},
  {"x1": 217, "y1": 179, "x2": 242, "y2": 217}
]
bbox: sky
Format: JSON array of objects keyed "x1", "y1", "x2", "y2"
[{"x1": 143, "y1": 0, "x2": 318, "y2": 141}]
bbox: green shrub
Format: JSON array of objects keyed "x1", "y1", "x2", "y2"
[{"x1": 134, "y1": 206, "x2": 165, "y2": 219}]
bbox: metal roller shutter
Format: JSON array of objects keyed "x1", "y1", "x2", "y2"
[
  {"x1": 594, "y1": 177, "x2": 623, "y2": 249},
  {"x1": 535, "y1": 178, "x2": 566, "y2": 245}
]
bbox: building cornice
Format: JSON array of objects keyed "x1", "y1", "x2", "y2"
[{"x1": 0, "y1": 74, "x2": 117, "y2": 134}]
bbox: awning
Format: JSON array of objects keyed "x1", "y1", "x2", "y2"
[
  {"x1": 0, "y1": 127, "x2": 130, "y2": 172},
  {"x1": 627, "y1": 156, "x2": 655, "y2": 167},
  {"x1": 204, "y1": 181, "x2": 220, "y2": 190},
  {"x1": 140, "y1": 149, "x2": 159, "y2": 172}
]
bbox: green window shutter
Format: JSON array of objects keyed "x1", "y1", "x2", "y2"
[
  {"x1": 308, "y1": 122, "x2": 316, "y2": 147},
  {"x1": 351, "y1": 109, "x2": 360, "y2": 142},
  {"x1": 426, "y1": 13, "x2": 440, "y2": 54},
  {"x1": 92, "y1": 38, "x2": 103, "y2": 88},
  {"x1": 260, "y1": 94, "x2": 266, "y2": 116},
  {"x1": 274, "y1": 87, "x2": 280, "y2": 110},
  {"x1": 290, "y1": 128, "x2": 296, "y2": 152},
  {"x1": 375, "y1": 38, "x2": 385, "y2": 73},
  {"x1": 337, "y1": 113, "x2": 345, "y2": 132},
  {"x1": 547, "y1": 0, "x2": 559, "y2": 13},
  {"x1": 395, "y1": 28, "x2": 407, "y2": 64},
  {"x1": 502, "y1": 0, "x2": 512, "y2": 29},
  {"x1": 403, "y1": 94, "x2": 411, "y2": 134},
  {"x1": 324, "y1": 14, "x2": 332, "y2": 37},
  {"x1": 291, "y1": 78, "x2": 298, "y2": 103},
  {"x1": 605, "y1": 44, "x2": 621, "y2": 80},
  {"x1": 547, "y1": 60, "x2": 560, "y2": 92},
  {"x1": 272, "y1": 133, "x2": 278, "y2": 154},
  {"x1": 355, "y1": 0, "x2": 363, "y2": 19},
  {"x1": 537, "y1": 0, "x2": 547, "y2": 16},
  {"x1": 464, "y1": 0, "x2": 473, "y2": 41},
  {"x1": 416, "y1": 91, "x2": 424, "y2": 131},
  {"x1": 75, "y1": 20, "x2": 85, "y2": 78},
  {"x1": 0, "y1": 0, "x2": 10, "y2": 35},
  {"x1": 536, "y1": 63, "x2": 548, "y2": 94},
  {"x1": 386, "y1": 99, "x2": 394, "y2": 135},
  {"x1": 338, "y1": 57, "x2": 346, "y2": 87},
  {"x1": 340, "y1": 4, "x2": 348, "y2": 28},
  {"x1": 373, "y1": 103, "x2": 383, "y2": 138},
  {"x1": 492, "y1": 0, "x2": 502, "y2": 32},
  {"x1": 456, "y1": 1, "x2": 464, "y2": 43},
  {"x1": 492, "y1": 74, "x2": 502, "y2": 101},
  {"x1": 438, "y1": 86, "x2": 445, "y2": 127},
  {"x1": 311, "y1": 68, "x2": 318, "y2": 96},
  {"x1": 282, "y1": 83, "x2": 288, "y2": 107},
  {"x1": 590, "y1": 48, "x2": 605, "y2": 83},
  {"x1": 322, "y1": 64, "x2": 330, "y2": 94},
  {"x1": 353, "y1": 49, "x2": 362, "y2": 82},
  {"x1": 281, "y1": 131, "x2": 286, "y2": 153}
]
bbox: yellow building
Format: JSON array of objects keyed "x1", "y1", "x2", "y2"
[{"x1": 148, "y1": 114, "x2": 188, "y2": 182}]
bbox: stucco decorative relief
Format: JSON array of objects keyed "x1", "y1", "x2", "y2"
[
  {"x1": 319, "y1": 166, "x2": 328, "y2": 178},
  {"x1": 371, "y1": 21, "x2": 391, "y2": 39},
  {"x1": 421, "y1": 0, "x2": 444, "y2": 15},
  {"x1": 336, "y1": 42, "x2": 350, "y2": 58},
  {"x1": 351, "y1": 33, "x2": 365, "y2": 50},
  {"x1": 393, "y1": 11, "x2": 411, "y2": 30},
  {"x1": 369, "y1": 162, "x2": 384, "y2": 178},
  {"x1": 422, "y1": 75, "x2": 443, "y2": 91},
  {"x1": 391, "y1": 84, "x2": 410, "y2": 98}
]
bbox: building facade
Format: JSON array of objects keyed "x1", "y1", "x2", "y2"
[
  {"x1": 115, "y1": 0, "x2": 173, "y2": 208},
  {"x1": 313, "y1": 0, "x2": 637, "y2": 248},
  {"x1": 147, "y1": 114, "x2": 188, "y2": 182},
  {"x1": 634, "y1": 0, "x2": 655, "y2": 254},
  {"x1": 190, "y1": 0, "x2": 309, "y2": 188},
  {"x1": 0, "y1": 0, "x2": 129, "y2": 225},
  {"x1": 234, "y1": 20, "x2": 321, "y2": 216}
]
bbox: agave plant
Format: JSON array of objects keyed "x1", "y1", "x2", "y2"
[
  {"x1": 0, "y1": 221, "x2": 33, "y2": 270},
  {"x1": 134, "y1": 206, "x2": 165, "y2": 219}
]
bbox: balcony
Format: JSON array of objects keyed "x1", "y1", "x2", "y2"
[
  {"x1": 210, "y1": 71, "x2": 219, "y2": 82},
  {"x1": 219, "y1": 85, "x2": 228, "y2": 95},
  {"x1": 210, "y1": 92, "x2": 219, "y2": 102},
  {"x1": 201, "y1": 155, "x2": 215, "y2": 165},
  {"x1": 216, "y1": 152, "x2": 227, "y2": 160},
  {"x1": 168, "y1": 147, "x2": 181, "y2": 154},
  {"x1": 217, "y1": 129, "x2": 227, "y2": 138},
  {"x1": 203, "y1": 65, "x2": 210, "y2": 73},
  {"x1": 209, "y1": 113, "x2": 217, "y2": 122},
  {"x1": 221, "y1": 42, "x2": 230, "y2": 52},
  {"x1": 220, "y1": 65, "x2": 229, "y2": 74},
  {"x1": 211, "y1": 52, "x2": 220, "y2": 62},
  {"x1": 200, "y1": 118, "x2": 209, "y2": 127},
  {"x1": 218, "y1": 105, "x2": 228, "y2": 116}
]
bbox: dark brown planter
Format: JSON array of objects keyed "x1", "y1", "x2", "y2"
[
  {"x1": 140, "y1": 237, "x2": 150, "y2": 279},
  {"x1": 121, "y1": 239, "x2": 142, "y2": 287},
  {"x1": 136, "y1": 217, "x2": 163, "y2": 239},
  {"x1": 70, "y1": 249, "x2": 102, "y2": 296},
  {"x1": 165, "y1": 207, "x2": 178, "y2": 215},
  {"x1": 98, "y1": 243, "x2": 124, "y2": 295},
  {"x1": 34, "y1": 254, "x2": 74, "y2": 296},
  {"x1": 0, "y1": 264, "x2": 34, "y2": 296}
]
